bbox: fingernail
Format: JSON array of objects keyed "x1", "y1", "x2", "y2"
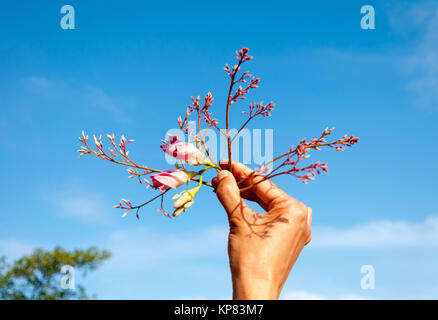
[
  {"x1": 219, "y1": 159, "x2": 229, "y2": 165},
  {"x1": 217, "y1": 170, "x2": 229, "y2": 182}
]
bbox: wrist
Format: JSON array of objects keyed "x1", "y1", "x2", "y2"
[{"x1": 232, "y1": 273, "x2": 281, "y2": 300}]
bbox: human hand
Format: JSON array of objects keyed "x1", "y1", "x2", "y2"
[{"x1": 212, "y1": 159, "x2": 312, "y2": 300}]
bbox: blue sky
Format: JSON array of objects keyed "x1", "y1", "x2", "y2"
[{"x1": 1, "y1": 0, "x2": 437, "y2": 299}]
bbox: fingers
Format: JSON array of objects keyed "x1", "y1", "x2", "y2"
[
  {"x1": 304, "y1": 207, "x2": 312, "y2": 246},
  {"x1": 214, "y1": 177, "x2": 269, "y2": 211},
  {"x1": 219, "y1": 159, "x2": 290, "y2": 210},
  {"x1": 214, "y1": 170, "x2": 249, "y2": 219},
  {"x1": 307, "y1": 207, "x2": 312, "y2": 226}
]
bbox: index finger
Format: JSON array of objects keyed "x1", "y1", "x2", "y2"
[{"x1": 219, "y1": 159, "x2": 292, "y2": 210}]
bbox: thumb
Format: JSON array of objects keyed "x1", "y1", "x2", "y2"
[{"x1": 215, "y1": 170, "x2": 246, "y2": 218}]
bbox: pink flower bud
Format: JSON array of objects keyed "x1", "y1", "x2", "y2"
[
  {"x1": 161, "y1": 135, "x2": 206, "y2": 165},
  {"x1": 150, "y1": 169, "x2": 189, "y2": 191}
]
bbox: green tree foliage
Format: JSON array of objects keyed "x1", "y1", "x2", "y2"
[{"x1": 0, "y1": 246, "x2": 112, "y2": 300}]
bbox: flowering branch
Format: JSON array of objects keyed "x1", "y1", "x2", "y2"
[
  {"x1": 224, "y1": 48, "x2": 257, "y2": 173},
  {"x1": 78, "y1": 47, "x2": 359, "y2": 220},
  {"x1": 114, "y1": 190, "x2": 170, "y2": 219},
  {"x1": 232, "y1": 102, "x2": 275, "y2": 142},
  {"x1": 238, "y1": 127, "x2": 359, "y2": 190}
]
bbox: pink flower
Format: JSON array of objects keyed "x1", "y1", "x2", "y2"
[
  {"x1": 160, "y1": 136, "x2": 206, "y2": 165},
  {"x1": 150, "y1": 170, "x2": 189, "y2": 191}
]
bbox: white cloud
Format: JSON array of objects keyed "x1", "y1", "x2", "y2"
[
  {"x1": 105, "y1": 226, "x2": 228, "y2": 271},
  {"x1": 22, "y1": 76, "x2": 53, "y2": 92},
  {"x1": 56, "y1": 193, "x2": 110, "y2": 223},
  {"x1": 87, "y1": 213, "x2": 438, "y2": 298},
  {"x1": 387, "y1": 1, "x2": 438, "y2": 33},
  {"x1": 83, "y1": 85, "x2": 133, "y2": 122},
  {"x1": 45, "y1": 184, "x2": 115, "y2": 224},
  {"x1": 102, "y1": 214, "x2": 438, "y2": 273},
  {"x1": 21, "y1": 76, "x2": 134, "y2": 122},
  {"x1": 389, "y1": 2, "x2": 438, "y2": 109},
  {"x1": 318, "y1": 2, "x2": 438, "y2": 110},
  {"x1": 311, "y1": 215, "x2": 438, "y2": 248}
]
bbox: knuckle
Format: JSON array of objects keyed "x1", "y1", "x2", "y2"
[
  {"x1": 305, "y1": 234, "x2": 312, "y2": 246},
  {"x1": 228, "y1": 215, "x2": 242, "y2": 228},
  {"x1": 303, "y1": 226, "x2": 312, "y2": 245},
  {"x1": 293, "y1": 206, "x2": 308, "y2": 224},
  {"x1": 272, "y1": 196, "x2": 294, "y2": 211},
  {"x1": 217, "y1": 181, "x2": 233, "y2": 195}
]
